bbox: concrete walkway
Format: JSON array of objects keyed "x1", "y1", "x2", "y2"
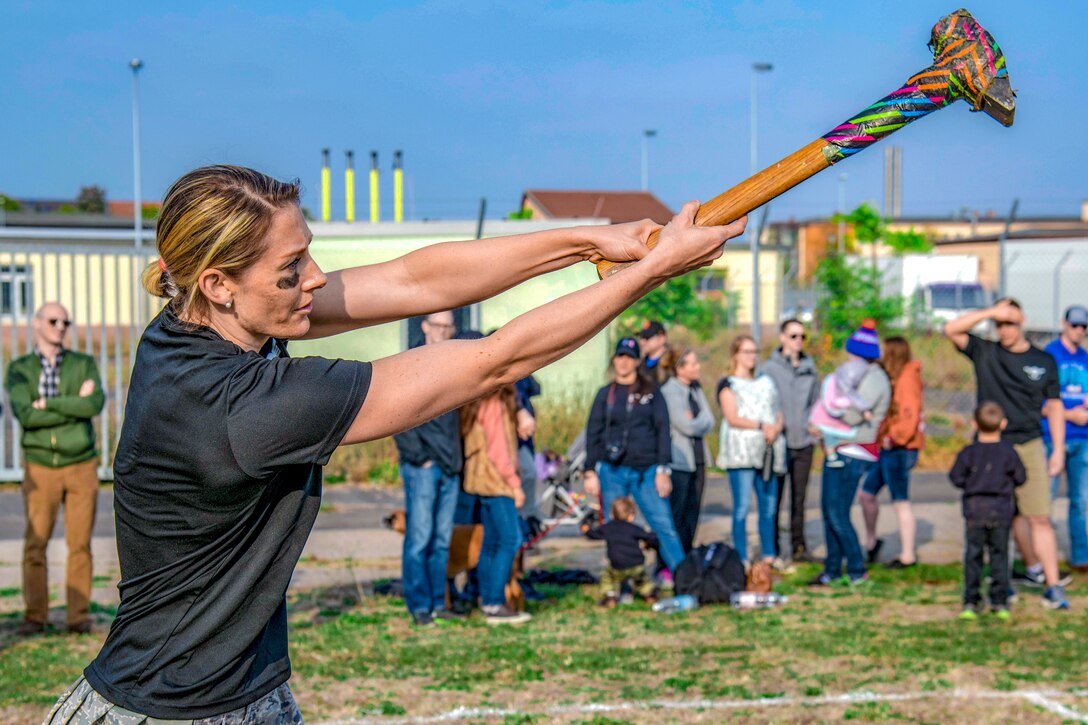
[{"x1": 0, "y1": 472, "x2": 1078, "y2": 618}]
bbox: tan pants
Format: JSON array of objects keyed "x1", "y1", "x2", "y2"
[{"x1": 22, "y1": 459, "x2": 99, "y2": 626}]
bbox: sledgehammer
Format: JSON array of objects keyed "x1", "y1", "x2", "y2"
[{"x1": 596, "y1": 8, "x2": 1015, "y2": 278}]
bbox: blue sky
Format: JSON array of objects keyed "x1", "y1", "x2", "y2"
[{"x1": 2, "y1": 1, "x2": 1085, "y2": 222}]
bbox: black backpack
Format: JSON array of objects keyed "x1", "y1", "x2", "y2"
[{"x1": 674, "y1": 542, "x2": 746, "y2": 604}]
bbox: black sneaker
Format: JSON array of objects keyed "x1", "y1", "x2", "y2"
[
  {"x1": 433, "y1": 609, "x2": 465, "y2": 623},
  {"x1": 1012, "y1": 568, "x2": 1073, "y2": 588},
  {"x1": 883, "y1": 559, "x2": 916, "y2": 570},
  {"x1": 866, "y1": 539, "x2": 884, "y2": 564},
  {"x1": 410, "y1": 611, "x2": 435, "y2": 627},
  {"x1": 484, "y1": 606, "x2": 532, "y2": 625}
]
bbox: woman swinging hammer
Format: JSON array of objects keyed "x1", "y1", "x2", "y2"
[{"x1": 44, "y1": 165, "x2": 746, "y2": 723}]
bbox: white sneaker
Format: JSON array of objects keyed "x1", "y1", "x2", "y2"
[{"x1": 484, "y1": 606, "x2": 532, "y2": 625}]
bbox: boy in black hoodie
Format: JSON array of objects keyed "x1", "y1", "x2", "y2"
[
  {"x1": 583, "y1": 496, "x2": 659, "y2": 607},
  {"x1": 950, "y1": 401, "x2": 1026, "y2": 620}
]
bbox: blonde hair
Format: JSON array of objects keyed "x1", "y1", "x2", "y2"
[{"x1": 142, "y1": 165, "x2": 301, "y2": 317}]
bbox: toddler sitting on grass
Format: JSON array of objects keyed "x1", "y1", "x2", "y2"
[{"x1": 583, "y1": 496, "x2": 659, "y2": 607}]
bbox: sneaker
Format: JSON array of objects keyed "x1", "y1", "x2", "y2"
[
  {"x1": 1043, "y1": 585, "x2": 1071, "y2": 610},
  {"x1": 807, "y1": 573, "x2": 833, "y2": 587},
  {"x1": 1013, "y1": 568, "x2": 1073, "y2": 588},
  {"x1": 484, "y1": 606, "x2": 532, "y2": 625},
  {"x1": 433, "y1": 608, "x2": 466, "y2": 623},
  {"x1": 656, "y1": 569, "x2": 675, "y2": 592},
  {"x1": 958, "y1": 606, "x2": 979, "y2": 621},
  {"x1": 848, "y1": 573, "x2": 870, "y2": 587},
  {"x1": 992, "y1": 608, "x2": 1011, "y2": 621},
  {"x1": 883, "y1": 558, "x2": 916, "y2": 570},
  {"x1": 618, "y1": 593, "x2": 635, "y2": 605},
  {"x1": 825, "y1": 458, "x2": 845, "y2": 469},
  {"x1": 792, "y1": 549, "x2": 820, "y2": 564},
  {"x1": 410, "y1": 611, "x2": 435, "y2": 627},
  {"x1": 771, "y1": 557, "x2": 796, "y2": 574},
  {"x1": 866, "y1": 539, "x2": 884, "y2": 565}
]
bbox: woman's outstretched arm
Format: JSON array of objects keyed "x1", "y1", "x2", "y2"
[
  {"x1": 341, "y1": 203, "x2": 747, "y2": 444},
  {"x1": 304, "y1": 220, "x2": 659, "y2": 337}
]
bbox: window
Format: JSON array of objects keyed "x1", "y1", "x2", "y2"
[{"x1": 0, "y1": 265, "x2": 32, "y2": 315}]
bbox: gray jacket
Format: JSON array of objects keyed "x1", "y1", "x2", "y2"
[
  {"x1": 761, "y1": 348, "x2": 820, "y2": 449},
  {"x1": 851, "y1": 363, "x2": 891, "y2": 446},
  {"x1": 660, "y1": 377, "x2": 714, "y2": 472}
]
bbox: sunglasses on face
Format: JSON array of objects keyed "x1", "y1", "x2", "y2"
[
  {"x1": 47, "y1": 318, "x2": 71, "y2": 330},
  {"x1": 786, "y1": 332, "x2": 807, "y2": 341}
]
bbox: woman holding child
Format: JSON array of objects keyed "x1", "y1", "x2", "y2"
[
  {"x1": 716, "y1": 335, "x2": 786, "y2": 566},
  {"x1": 808, "y1": 321, "x2": 891, "y2": 586}
]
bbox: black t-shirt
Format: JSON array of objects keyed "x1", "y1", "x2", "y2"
[
  {"x1": 585, "y1": 519, "x2": 659, "y2": 569},
  {"x1": 961, "y1": 335, "x2": 1060, "y2": 444},
  {"x1": 84, "y1": 307, "x2": 371, "y2": 718}
]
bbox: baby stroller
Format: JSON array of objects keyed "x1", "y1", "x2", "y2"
[{"x1": 524, "y1": 429, "x2": 599, "y2": 548}]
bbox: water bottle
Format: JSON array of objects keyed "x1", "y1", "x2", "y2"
[
  {"x1": 730, "y1": 591, "x2": 788, "y2": 609},
  {"x1": 651, "y1": 594, "x2": 698, "y2": 614}
]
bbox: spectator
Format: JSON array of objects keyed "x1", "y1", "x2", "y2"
[
  {"x1": 950, "y1": 401, "x2": 1025, "y2": 620},
  {"x1": 859, "y1": 336, "x2": 925, "y2": 568},
  {"x1": 583, "y1": 337, "x2": 685, "y2": 579},
  {"x1": 639, "y1": 320, "x2": 669, "y2": 384},
  {"x1": 583, "y1": 496, "x2": 659, "y2": 607},
  {"x1": 392, "y1": 311, "x2": 462, "y2": 627},
  {"x1": 944, "y1": 298, "x2": 1069, "y2": 609},
  {"x1": 44, "y1": 165, "x2": 744, "y2": 723},
  {"x1": 6, "y1": 302, "x2": 105, "y2": 636},
  {"x1": 808, "y1": 321, "x2": 890, "y2": 587},
  {"x1": 661, "y1": 348, "x2": 715, "y2": 553},
  {"x1": 716, "y1": 335, "x2": 786, "y2": 567},
  {"x1": 1043, "y1": 305, "x2": 1088, "y2": 573},
  {"x1": 460, "y1": 382, "x2": 530, "y2": 625},
  {"x1": 515, "y1": 375, "x2": 542, "y2": 522},
  {"x1": 762, "y1": 318, "x2": 821, "y2": 563}
]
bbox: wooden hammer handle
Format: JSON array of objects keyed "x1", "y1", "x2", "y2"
[{"x1": 596, "y1": 138, "x2": 832, "y2": 278}]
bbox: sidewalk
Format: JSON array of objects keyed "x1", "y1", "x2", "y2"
[{"x1": 0, "y1": 474, "x2": 1077, "y2": 617}]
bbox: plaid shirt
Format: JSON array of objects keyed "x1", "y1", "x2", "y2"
[{"x1": 36, "y1": 348, "x2": 65, "y2": 399}]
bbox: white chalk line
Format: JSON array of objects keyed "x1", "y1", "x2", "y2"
[{"x1": 318, "y1": 687, "x2": 1088, "y2": 724}]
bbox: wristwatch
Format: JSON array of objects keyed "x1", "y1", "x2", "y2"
[{"x1": 656, "y1": 465, "x2": 672, "y2": 476}]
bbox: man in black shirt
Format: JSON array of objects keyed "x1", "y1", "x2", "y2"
[
  {"x1": 393, "y1": 311, "x2": 462, "y2": 626},
  {"x1": 945, "y1": 298, "x2": 1069, "y2": 609}
]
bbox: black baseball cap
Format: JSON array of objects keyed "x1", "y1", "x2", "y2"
[
  {"x1": 614, "y1": 337, "x2": 641, "y2": 359},
  {"x1": 639, "y1": 320, "x2": 666, "y2": 339}
]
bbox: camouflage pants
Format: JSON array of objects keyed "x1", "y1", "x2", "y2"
[{"x1": 42, "y1": 676, "x2": 303, "y2": 724}]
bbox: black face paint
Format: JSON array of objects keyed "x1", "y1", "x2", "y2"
[{"x1": 277, "y1": 268, "x2": 300, "y2": 290}]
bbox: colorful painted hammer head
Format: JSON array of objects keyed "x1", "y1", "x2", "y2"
[{"x1": 821, "y1": 8, "x2": 1014, "y2": 163}]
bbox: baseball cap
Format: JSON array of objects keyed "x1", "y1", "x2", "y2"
[
  {"x1": 1066, "y1": 305, "x2": 1088, "y2": 326},
  {"x1": 614, "y1": 337, "x2": 641, "y2": 359},
  {"x1": 639, "y1": 320, "x2": 666, "y2": 340}
]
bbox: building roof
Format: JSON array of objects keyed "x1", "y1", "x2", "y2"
[{"x1": 522, "y1": 190, "x2": 673, "y2": 224}]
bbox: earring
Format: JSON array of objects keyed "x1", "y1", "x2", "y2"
[{"x1": 225, "y1": 299, "x2": 233, "y2": 309}]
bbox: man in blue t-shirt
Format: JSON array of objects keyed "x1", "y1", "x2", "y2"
[{"x1": 1044, "y1": 305, "x2": 1088, "y2": 571}]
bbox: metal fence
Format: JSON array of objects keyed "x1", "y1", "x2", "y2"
[{"x1": 0, "y1": 235, "x2": 159, "y2": 481}]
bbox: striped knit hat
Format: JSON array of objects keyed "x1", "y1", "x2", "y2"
[{"x1": 845, "y1": 319, "x2": 881, "y2": 360}]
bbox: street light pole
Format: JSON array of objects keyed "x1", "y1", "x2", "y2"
[
  {"x1": 640, "y1": 129, "x2": 656, "y2": 191},
  {"x1": 130, "y1": 58, "x2": 144, "y2": 249},
  {"x1": 837, "y1": 172, "x2": 848, "y2": 254},
  {"x1": 750, "y1": 62, "x2": 772, "y2": 348}
]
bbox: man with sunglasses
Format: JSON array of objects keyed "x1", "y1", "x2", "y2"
[
  {"x1": 762, "y1": 318, "x2": 821, "y2": 563},
  {"x1": 5, "y1": 302, "x2": 104, "y2": 634},
  {"x1": 1043, "y1": 305, "x2": 1088, "y2": 573},
  {"x1": 944, "y1": 298, "x2": 1069, "y2": 609}
]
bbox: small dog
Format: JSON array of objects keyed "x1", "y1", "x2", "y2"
[{"x1": 383, "y1": 509, "x2": 524, "y2": 611}]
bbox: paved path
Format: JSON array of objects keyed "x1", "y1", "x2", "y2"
[{"x1": 0, "y1": 472, "x2": 1077, "y2": 617}]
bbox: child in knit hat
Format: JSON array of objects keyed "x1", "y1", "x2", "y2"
[{"x1": 810, "y1": 320, "x2": 882, "y2": 467}]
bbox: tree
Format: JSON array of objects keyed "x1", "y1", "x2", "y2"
[
  {"x1": 76, "y1": 185, "x2": 107, "y2": 213},
  {"x1": 507, "y1": 208, "x2": 533, "y2": 220},
  {"x1": 618, "y1": 272, "x2": 728, "y2": 342},
  {"x1": 831, "y1": 202, "x2": 931, "y2": 255},
  {"x1": 814, "y1": 253, "x2": 903, "y2": 347},
  {"x1": 0, "y1": 195, "x2": 20, "y2": 212}
]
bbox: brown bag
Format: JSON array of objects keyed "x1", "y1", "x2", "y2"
[
  {"x1": 461, "y1": 417, "x2": 515, "y2": 499},
  {"x1": 746, "y1": 560, "x2": 773, "y2": 594}
]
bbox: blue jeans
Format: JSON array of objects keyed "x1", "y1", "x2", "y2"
[
  {"x1": 479, "y1": 495, "x2": 523, "y2": 607},
  {"x1": 598, "y1": 462, "x2": 685, "y2": 571},
  {"x1": 400, "y1": 463, "x2": 459, "y2": 615},
  {"x1": 821, "y1": 456, "x2": 873, "y2": 579},
  {"x1": 1048, "y1": 438, "x2": 1088, "y2": 566},
  {"x1": 728, "y1": 468, "x2": 779, "y2": 562},
  {"x1": 861, "y1": 448, "x2": 918, "y2": 502}
]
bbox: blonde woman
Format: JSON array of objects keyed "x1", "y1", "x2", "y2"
[
  {"x1": 41, "y1": 165, "x2": 744, "y2": 722},
  {"x1": 716, "y1": 335, "x2": 786, "y2": 565}
]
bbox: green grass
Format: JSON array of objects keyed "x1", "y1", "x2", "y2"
[{"x1": 3, "y1": 563, "x2": 1086, "y2": 721}]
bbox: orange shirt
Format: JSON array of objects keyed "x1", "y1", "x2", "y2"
[{"x1": 882, "y1": 360, "x2": 925, "y2": 450}]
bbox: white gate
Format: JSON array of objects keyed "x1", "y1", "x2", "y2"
[{"x1": 0, "y1": 228, "x2": 160, "y2": 481}]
